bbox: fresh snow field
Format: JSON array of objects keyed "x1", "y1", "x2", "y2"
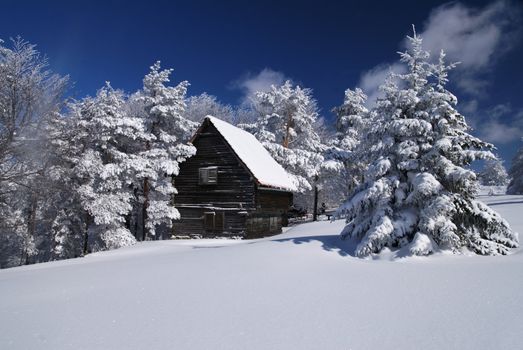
[{"x1": 1, "y1": 195, "x2": 523, "y2": 350}]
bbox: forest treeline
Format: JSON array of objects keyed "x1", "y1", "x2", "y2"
[{"x1": 1, "y1": 30, "x2": 522, "y2": 268}]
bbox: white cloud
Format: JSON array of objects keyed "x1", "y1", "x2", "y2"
[
  {"x1": 233, "y1": 68, "x2": 288, "y2": 103},
  {"x1": 354, "y1": 1, "x2": 522, "y2": 144},
  {"x1": 417, "y1": 0, "x2": 521, "y2": 96},
  {"x1": 487, "y1": 103, "x2": 512, "y2": 118},
  {"x1": 479, "y1": 119, "x2": 521, "y2": 145},
  {"x1": 357, "y1": 0, "x2": 521, "y2": 105},
  {"x1": 461, "y1": 99, "x2": 479, "y2": 115},
  {"x1": 470, "y1": 103, "x2": 523, "y2": 145},
  {"x1": 359, "y1": 62, "x2": 406, "y2": 107},
  {"x1": 419, "y1": 2, "x2": 507, "y2": 69},
  {"x1": 455, "y1": 76, "x2": 491, "y2": 96}
]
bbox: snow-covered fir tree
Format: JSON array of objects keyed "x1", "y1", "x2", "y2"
[
  {"x1": 507, "y1": 140, "x2": 523, "y2": 194},
  {"x1": 134, "y1": 62, "x2": 196, "y2": 239},
  {"x1": 339, "y1": 29, "x2": 518, "y2": 257},
  {"x1": 479, "y1": 158, "x2": 509, "y2": 186}
]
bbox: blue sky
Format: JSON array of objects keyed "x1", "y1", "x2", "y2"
[{"x1": 1, "y1": 0, "x2": 522, "y2": 165}]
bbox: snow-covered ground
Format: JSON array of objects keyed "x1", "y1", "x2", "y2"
[{"x1": 1, "y1": 195, "x2": 523, "y2": 350}]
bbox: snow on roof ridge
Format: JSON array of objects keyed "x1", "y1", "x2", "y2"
[{"x1": 205, "y1": 115, "x2": 297, "y2": 192}]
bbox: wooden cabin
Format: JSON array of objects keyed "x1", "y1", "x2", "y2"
[{"x1": 173, "y1": 116, "x2": 296, "y2": 238}]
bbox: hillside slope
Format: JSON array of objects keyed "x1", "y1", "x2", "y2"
[{"x1": 1, "y1": 195, "x2": 522, "y2": 350}]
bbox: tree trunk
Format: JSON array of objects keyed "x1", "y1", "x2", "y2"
[
  {"x1": 170, "y1": 175, "x2": 176, "y2": 238},
  {"x1": 133, "y1": 187, "x2": 139, "y2": 239},
  {"x1": 83, "y1": 212, "x2": 92, "y2": 256},
  {"x1": 142, "y1": 177, "x2": 149, "y2": 241},
  {"x1": 142, "y1": 137, "x2": 152, "y2": 241},
  {"x1": 24, "y1": 193, "x2": 38, "y2": 265},
  {"x1": 313, "y1": 176, "x2": 319, "y2": 222},
  {"x1": 282, "y1": 111, "x2": 293, "y2": 148},
  {"x1": 125, "y1": 213, "x2": 131, "y2": 231},
  {"x1": 20, "y1": 244, "x2": 26, "y2": 266}
]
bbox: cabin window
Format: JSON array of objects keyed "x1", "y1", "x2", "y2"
[
  {"x1": 204, "y1": 211, "x2": 224, "y2": 231},
  {"x1": 199, "y1": 167, "x2": 218, "y2": 185}
]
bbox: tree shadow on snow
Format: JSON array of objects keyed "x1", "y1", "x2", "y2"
[
  {"x1": 271, "y1": 235, "x2": 359, "y2": 257},
  {"x1": 486, "y1": 200, "x2": 523, "y2": 207},
  {"x1": 271, "y1": 235, "x2": 429, "y2": 260}
]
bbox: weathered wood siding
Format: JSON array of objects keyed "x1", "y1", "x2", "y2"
[
  {"x1": 245, "y1": 189, "x2": 293, "y2": 238},
  {"x1": 173, "y1": 123, "x2": 256, "y2": 237},
  {"x1": 173, "y1": 119, "x2": 293, "y2": 239}
]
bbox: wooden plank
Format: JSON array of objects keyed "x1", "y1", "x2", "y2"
[{"x1": 173, "y1": 120, "x2": 293, "y2": 238}]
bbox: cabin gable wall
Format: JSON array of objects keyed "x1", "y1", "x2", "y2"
[{"x1": 173, "y1": 123, "x2": 256, "y2": 237}]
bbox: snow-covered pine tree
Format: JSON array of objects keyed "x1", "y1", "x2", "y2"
[
  {"x1": 67, "y1": 84, "x2": 150, "y2": 251},
  {"x1": 330, "y1": 88, "x2": 370, "y2": 197},
  {"x1": 245, "y1": 81, "x2": 326, "y2": 201},
  {"x1": 312, "y1": 118, "x2": 346, "y2": 209},
  {"x1": 479, "y1": 158, "x2": 509, "y2": 186},
  {"x1": 135, "y1": 62, "x2": 196, "y2": 239},
  {"x1": 334, "y1": 88, "x2": 368, "y2": 154},
  {"x1": 185, "y1": 93, "x2": 236, "y2": 124},
  {"x1": 339, "y1": 29, "x2": 518, "y2": 257},
  {"x1": 44, "y1": 111, "x2": 88, "y2": 260},
  {"x1": 507, "y1": 140, "x2": 523, "y2": 194}
]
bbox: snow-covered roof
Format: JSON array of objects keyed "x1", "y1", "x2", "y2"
[{"x1": 201, "y1": 116, "x2": 297, "y2": 192}]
